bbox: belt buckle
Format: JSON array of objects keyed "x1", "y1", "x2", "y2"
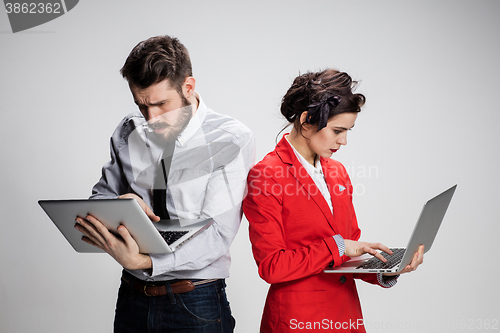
[{"x1": 144, "y1": 284, "x2": 155, "y2": 297}]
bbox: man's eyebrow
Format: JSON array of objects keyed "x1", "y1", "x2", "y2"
[{"x1": 134, "y1": 99, "x2": 168, "y2": 106}]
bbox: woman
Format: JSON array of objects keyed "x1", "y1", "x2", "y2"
[{"x1": 243, "y1": 69, "x2": 424, "y2": 332}]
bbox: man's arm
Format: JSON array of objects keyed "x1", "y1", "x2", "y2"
[{"x1": 90, "y1": 115, "x2": 141, "y2": 200}]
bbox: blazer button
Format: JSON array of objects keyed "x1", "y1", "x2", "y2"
[{"x1": 340, "y1": 275, "x2": 347, "y2": 283}]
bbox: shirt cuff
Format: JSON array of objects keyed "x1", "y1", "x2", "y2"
[
  {"x1": 332, "y1": 234, "x2": 345, "y2": 257},
  {"x1": 377, "y1": 273, "x2": 399, "y2": 288},
  {"x1": 148, "y1": 253, "x2": 175, "y2": 277}
]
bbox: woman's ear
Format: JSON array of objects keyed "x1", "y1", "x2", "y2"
[{"x1": 299, "y1": 111, "x2": 314, "y2": 133}]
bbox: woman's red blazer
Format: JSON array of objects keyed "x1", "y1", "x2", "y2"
[{"x1": 243, "y1": 136, "x2": 388, "y2": 333}]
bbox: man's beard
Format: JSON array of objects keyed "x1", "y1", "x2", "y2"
[{"x1": 146, "y1": 97, "x2": 193, "y2": 146}]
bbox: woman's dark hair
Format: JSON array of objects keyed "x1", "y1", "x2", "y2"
[
  {"x1": 120, "y1": 35, "x2": 192, "y2": 94},
  {"x1": 280, "y1": 69, "x2": 365, "y2": 133}
]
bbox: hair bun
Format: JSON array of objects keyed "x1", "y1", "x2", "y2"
[{"x1": 280, "y1": 68, "x2": 365, "y2": 132}]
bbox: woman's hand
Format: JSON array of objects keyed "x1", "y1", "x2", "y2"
[
  {"x1": 344, "y1": 239, "x2": 393, "y2": 263},
  {"x1": 383, "y1": 245, "x2": 425, "y2": 276}
]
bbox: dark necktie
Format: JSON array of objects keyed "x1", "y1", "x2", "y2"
[{"x1": 153, "y1": 143, "x2": 175, "y2": 220}]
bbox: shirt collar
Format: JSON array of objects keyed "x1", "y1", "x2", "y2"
[{"x1": 176, "y1": 91, "x2": 207, "y2": 146}]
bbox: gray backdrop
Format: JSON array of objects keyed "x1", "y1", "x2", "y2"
[{"x1": 1, "y1": 1, "x2": 499, "y2": 332}]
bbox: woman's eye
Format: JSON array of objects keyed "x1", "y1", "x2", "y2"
[{"x1": 334, "y1": 130, "x2": 342, "y2": 135}]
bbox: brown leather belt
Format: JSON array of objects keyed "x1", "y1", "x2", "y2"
[{"x1": 122, "y1": 273, "x2": 220, "y2": 297}]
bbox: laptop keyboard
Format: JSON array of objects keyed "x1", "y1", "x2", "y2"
[
  {"x1": 159, "y1": 231, "x2": 189, "y2": 245},
  {"x1": 356, "y1": 248, "x2": 406, "y2": 270}
]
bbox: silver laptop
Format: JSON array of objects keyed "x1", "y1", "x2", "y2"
[
  {"x1": 324, "y1": 185, "x2": 456, "y2": 274},
  {"x1": 39, "y1": 198, "x2": 214, "y2": 253}
]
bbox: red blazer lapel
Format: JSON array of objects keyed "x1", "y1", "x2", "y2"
[
  {"x1": 321, "y1": 157, "x2": 360, "y2": 240},
  {"x1": 275, "y1": 136, "x2": 338, "y2": 234}
]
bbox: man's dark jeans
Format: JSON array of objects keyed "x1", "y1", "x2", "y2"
[{"x1": 114, "y1": 275, "x2": 235, "y2": 333}]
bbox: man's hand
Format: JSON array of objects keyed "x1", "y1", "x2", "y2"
[
  {"x1": 383, "y1": 245, "x2": 425, "y2": 276},
  {"x1": 74, "y1": 193, "x2": 161, "y2": 270},
  {"x1": 118, "y1": 193, "x2": 160, "y2": 222},
  {"x1": 344, "y1": 239, "x2": 393, "y2": 263},
  {"x1": 74, "y1": 214, "x2": 152, "y2": 270}
]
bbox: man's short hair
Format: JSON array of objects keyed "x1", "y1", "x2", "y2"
[{"x1": 120, "y1": 35, "x2": 192, "y2": 93}]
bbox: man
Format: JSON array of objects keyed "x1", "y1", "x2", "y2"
[{"x1": 74, "y1": 35, "x2": 255, "y2": 332}]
